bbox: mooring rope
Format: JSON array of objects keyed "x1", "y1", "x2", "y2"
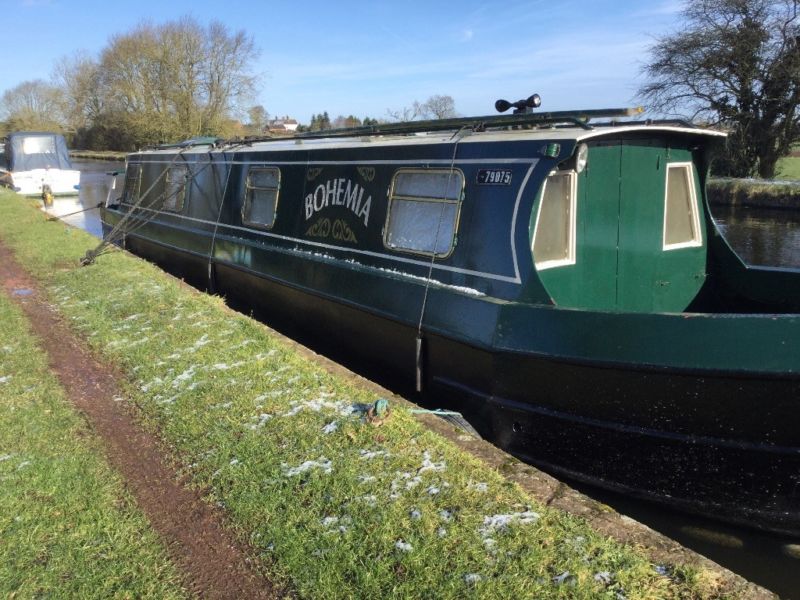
[
  {"x1": 414, "y1": 127, "x2": 467, "y2": 391},
  {"x1": 207, "y1": 143, "x2": 247, "y2": 288},
  {"x1": 81, "y1": 146, "x2": 204, "y2": 265},
  {"x1": 46, "y1": 202, "x2": 103, "y2": 221}
]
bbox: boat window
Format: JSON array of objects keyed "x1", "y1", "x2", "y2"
[
  {"x1": 532, "y1": 170, "x2": 577, "y2": 269},
  {"x1": 242, "y1": 167, "x2": 280, "y2": 229},
  {"x1": 121, "y1": 164, "x2": 142, "y2": 205},
  {"x1": 22, "y1": 135, "x2": 56, "y2": 155},
  {"x1": 163, "y1": 166, "x2": 188, "y2": 212},
  {"x1": 663, "y1": 162, "x2": 702, "y2": 250},
  {"x1": 384, "y1": 169, "x2": 464, "y2": 257}
]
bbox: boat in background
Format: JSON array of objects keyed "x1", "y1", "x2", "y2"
[
  {"x1": 99, "y1": 103, "x2": 800, "y2": 535},
  {"x1": 1, "y1": 132, "x2": 80, "y2": 196}
]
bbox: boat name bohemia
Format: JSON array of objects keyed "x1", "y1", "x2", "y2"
[{"x1": 305, "y1": 177, "x2": 372, "y2": 226}]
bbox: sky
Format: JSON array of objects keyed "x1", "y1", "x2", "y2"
[{"x1": 3, "y1": 0, "x2": 687, "y2": 124}]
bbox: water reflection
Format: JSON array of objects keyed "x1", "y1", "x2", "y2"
[
  {"x1": 43, "y1": 159, "x2": 122, "y2": 238},
  {"x1": 712, "y1": 205, "x2": 800, "y2": 269},
  {"x1": 567, "y1": 478, "x2": 800, "y2": 598}
]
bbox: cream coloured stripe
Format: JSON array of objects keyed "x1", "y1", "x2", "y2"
[
  {"x1": 108, "y1": 206, "x2": 523, "y2": 284},
  {"x1": 131, "y1": 158, "x2": 536, "y2": 166}
]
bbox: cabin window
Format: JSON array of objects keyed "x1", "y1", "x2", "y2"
[
  {"x1": 663, "y1": 163, "x2": 702, "y2": 250},
  {"x1": 22, "y1": 135, "x2": 56, "y2": 155},
  {"x1": 163, "y1": 166, "x2": 188, "y2": 212},
  {"x1": 384, "y1": 169, "x2": 464, "y2": 257},
  {"x1": 242, "y1": 167, "x2": 280, "y2": 229},
  {"x1": 121, "y1": 164, "x2": 142, "y2": 205},
  {"x1": 532, "y1": 170, "x2": 577, "y2": 269}
]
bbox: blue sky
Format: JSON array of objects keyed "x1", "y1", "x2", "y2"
[{"x1": 4, "y1": 0, "x2": 686, "y2": 124}]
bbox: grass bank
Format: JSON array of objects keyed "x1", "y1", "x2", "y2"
[
  {"x1": 776, "y1": 155, "x2": 800, "y2": 180},
  {"x1": 0, "y1": 285, "x2": 185, "y2": 597},
  {"x1": 69, "y1": 149, "x2": 128, "y2": 162},
  {"x1": 708, "y1": 178, "x2": 800, "y2": 209},
  {"x1": 0, "y1": 190, "x2": 732, "y2": 599}
]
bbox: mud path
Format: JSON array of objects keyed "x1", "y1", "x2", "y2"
[{"x1": 0, "y1": 242, "x2": 279, "y2": 599}]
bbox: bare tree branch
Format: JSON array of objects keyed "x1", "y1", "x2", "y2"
[{"x1": 638, "y1": 0, "x2": 800, "y2": 177}]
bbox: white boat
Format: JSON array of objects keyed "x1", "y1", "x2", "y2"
[{"x1": 1, "y1": 132, "x2": 80, "y2": 196}]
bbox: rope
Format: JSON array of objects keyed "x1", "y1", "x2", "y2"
[
  {"x1": 81, "y1": 146, "x2": 197, "y2": 265},
  {"x1": 207, "y1": 143, "x2": 246, "y2": 286},
  {"x1": 46, "y1": 202, "x2": 103, "y2": 221},
  {"x1": 409, "y1": 407, "x2": 481, "y2": 438},
  {"x1": 414, "y1": 128, "x2": 466, "y2": 391}
]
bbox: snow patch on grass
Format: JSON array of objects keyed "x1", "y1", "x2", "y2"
[
  {"x1": 478, "y1": 511, "x2": 540, "y2": 539},
  {"x1": 359, "y1": 449, "x2": 390, "y2": 460},
  {"x1": 248, "y1": 413, "x2": 273, "y2": 430},
  {"x1": 282, "y1": 458, "x2": 332, "y2": 477}
]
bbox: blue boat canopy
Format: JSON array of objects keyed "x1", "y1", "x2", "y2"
[{"x1": 4, "y1": 132, "x2": 73, "y2": 172}]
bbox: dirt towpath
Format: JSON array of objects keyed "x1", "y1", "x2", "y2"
[{"x1": 0, "y1": 242, "x2": 280, "y2": 599}]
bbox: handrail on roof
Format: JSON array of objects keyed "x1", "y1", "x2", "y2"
[
  {"x1": 219, "y1": 107, "x2": 646, "y2": 146},
  {"x1": 147, "y1": 107, "x2": 711, "y2": 153}
]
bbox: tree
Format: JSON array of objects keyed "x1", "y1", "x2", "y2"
[
  {"x1": 332, "y1": 115, "x2": 362, "y2": 129},
  {"x1": 420, "y1": 94, "x2": 458, "y2": 119},
  {"x1": 638, "y1": 0, "x2": 800, "y2": 178},
  {"x1": 308, "y1": 112, "x2": 331, "y2": 131},
  {"x1": 0, "y1": 79, "x2": 65, "y2": 132},
  {"x1": 386, "y1": 101, "x2": 423, "y2": 122},
  {"x1": 53, "y1": 52, "x2": 104, "y2": 133},
  {"x1": 387, "y1": 95, "x2": 458, "y2": 121},
  {"x1": 246, "y1": 105, "x2": 269, "y2": 134},
  {"x1": 93, "y1": 17, "x2": 258, "y2": 148}
]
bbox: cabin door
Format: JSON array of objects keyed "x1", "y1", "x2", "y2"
[
  {"x1": 618, "y1": 141, "x2": 707, "y2": 312},
  {"x1": 534, "y1": 139, "x2": 706, "y2": 312}
]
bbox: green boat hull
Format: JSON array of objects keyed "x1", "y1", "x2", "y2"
[{"x1": 100, "y1": 120, "x2": 800, "y2": 533}]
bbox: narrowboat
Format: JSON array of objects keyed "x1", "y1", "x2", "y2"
[
  {"x1": 2, "y1": 132, "x2": 81, "y2": 196},
  {"x1": 99, "y1": 107, "x2": 800, "y2": 535}
]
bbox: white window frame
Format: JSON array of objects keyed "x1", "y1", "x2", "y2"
[
  {"x1": 662, "y1": 162, "x2": 703, "y2": 251},
  {"x1": 163, "y1": 165, "x2": 188, "y2": 213},
  {"x1": 242, "y1": 166, "x2": 281, "y2": 230},
  {"x1": 383, "y1": 168, "x2": 465, "y2": 258},
  {"x1": 532, "y1": 170, "x2": 577, "y2": 270}
]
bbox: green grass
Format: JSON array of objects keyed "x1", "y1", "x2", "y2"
[
  {"x1": 0, "y1": 286, "x2": 186, "y2": 597},
  {"x1": 707, "y1": 177, "x2": 800, "y2": 209},
  {"x1": 0, "y1": 191, "x2": 732, "y2": 599},
  {"x1": 70, "y1": 149, "x2": 128, "y2": 162},
  {"x1": 776, "y1": 155, "x2": 800, "y2": 180}
]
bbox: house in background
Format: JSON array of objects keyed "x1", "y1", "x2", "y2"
[{"x1": 266, "y1": 117, "x2": 299, "y2": 133}]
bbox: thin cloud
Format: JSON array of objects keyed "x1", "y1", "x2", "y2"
[{"x1": 631, "y1": 0, "x2": 686, "y2": 18}]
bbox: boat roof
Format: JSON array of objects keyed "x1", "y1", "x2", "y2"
[
  {"x1": 131, "y1": 108, "x2": 725, "y2": 157},
  {"x1": 5, "y1": 131, "x2": 67, "y2": 140},
  {"x1": 133, "y1": 124, "x2": 724, "y2": 157}
]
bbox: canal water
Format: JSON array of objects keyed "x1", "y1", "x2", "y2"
[
  {"x1": 712, "y1": 205, "x2": 800, "y2": 269},
  {"x1": 45, "y1": 159, "x2": 121, "y2": 237},
  {"x1": 54, "y1": 161, "x2": 800, "y2": 598}
]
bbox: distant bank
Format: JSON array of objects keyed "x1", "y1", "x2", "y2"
[
  {"x1": 708, "y1": 179, "x2": 800, "y2": 210},
  {"x1": 69, "y1": 150, "x2": 127, "y2": 162}
]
